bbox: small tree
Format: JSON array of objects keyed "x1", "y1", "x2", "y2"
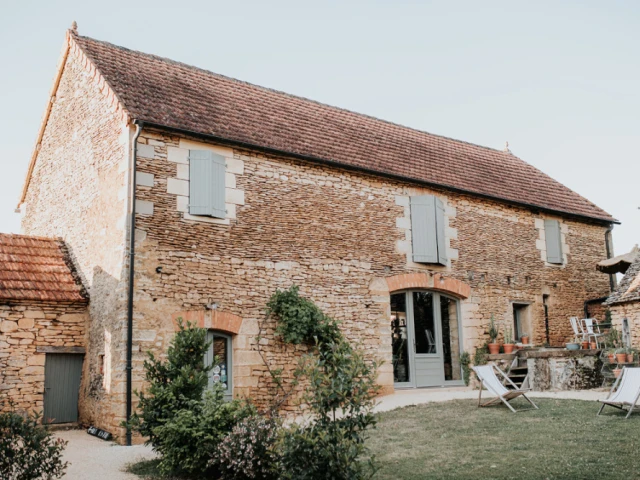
[{"x1": 0, "y1": 403, "x2": 68, "y2": 480}]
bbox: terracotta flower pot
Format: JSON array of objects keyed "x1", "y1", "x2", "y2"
[
  {"x1": 613, "y1": 368, "x2": 622, "y2": 378},
  {"x1": 608, "y1": 354, "x2": 616, "y2": 364},
  {"x1": 616, "y1": 353, "x2": 627, "y2": 364},
  {"x1": 521, "y1": 336, "x2": 530, "y2": 345},
  {"x1": 581, "y1": 341, "x2": 590, "y2": 350},
  {"x1": 627, "y1": 354, "x2": 634, "y2": 363},
  {"x1": 503, "y1": 344, "x2": 515, "y2": 354},
  {"x1": 488, "y1": 343, "x2": 500, "y2": 355},
  {"x1": 590, "y1": 342, "x2": 597, "y2": 350}
]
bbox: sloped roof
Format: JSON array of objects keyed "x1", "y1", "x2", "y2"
[
  {"x1": 598, "y1": 245, "x2": 639, "y2": 275},
  {"x1": 606, "y1": 250, "x2": 640, "y2": 306},
  {"x1": 23, "y1": 30, "x2": 616, "y2": 223},
  {"x1": 0, "y1": 233, "x2": 87, "y2": 303}
]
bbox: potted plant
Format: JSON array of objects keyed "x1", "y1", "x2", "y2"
[
  {"x1": 520, "y1": 333, "x2": 530, "y2": 345},
  {"x1": 613, "y1": 367, "x2": 623, "y2": 379},
  {"x1": 565, "y1": 341, "x2": 580, "y2": 351},
  {"x1": 615, "y1": 348, "x2": 627, "y2": 364},
  {"x1": 607, "y1": 348, "x2": 616, "y2": 364},
  {"x1": 487, "y1": 316, "x2": 500, "y2": 354},
  {"x1": 581, "y1": 340, "x2": 590, "y2": 350},
  {"x1": 503, "y1": 326, "x2": 515, "y2": 354},
  {"x1": 626, "y1": 348, "x2": 635, "y2": 364},
  {"x1": 590, "y1": 341, "x2": 597, "y2": 350}
]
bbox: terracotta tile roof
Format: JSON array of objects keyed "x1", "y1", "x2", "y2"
[
  {"x1": 0, "y1": 234, "x2": 87, "y2": 303},
  {"x1": 72, "y1": 33, "x2": 614, "y2": 223},
  {"x1": 606, "y1": 251, "x2": 640, "y2": 305}
]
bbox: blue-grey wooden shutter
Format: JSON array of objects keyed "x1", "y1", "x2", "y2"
[
  {"x1": 411, "y1": 195, "x2": 438, "y2": 263},
  {"x1": 544, "y1": 219, "x2": 563, "y2": 264},
  {"x1": 435, "y1": 197, "x2": 448, "y2": 265},
  {"x1": 189, "y1": 150, "x2": 226, "y2": 218}
]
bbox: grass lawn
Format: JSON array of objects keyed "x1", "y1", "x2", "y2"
[{"x1": 368, "y1": 398, "x2": 640, "y2": 480}]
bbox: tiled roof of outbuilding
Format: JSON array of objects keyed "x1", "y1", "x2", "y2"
[
  {"x1": 606, "y1": 251, "x2": 640, "y2": 306},
  {"x1": 65, "y1": 33, "x2": 613, "y2": 223},
  {"x1": 0, "y1": 233, "x2": 87, "y2": 303}
]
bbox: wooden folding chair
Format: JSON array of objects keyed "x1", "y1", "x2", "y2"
[{"x1": 472, "y1": 365, "x2": 538, "y2": 413}]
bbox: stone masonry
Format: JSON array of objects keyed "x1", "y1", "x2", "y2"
[
  {"x1": 18, "y1": 32, "x2": 613, "y2": 442},
  {"x1": 0, "y1": 301, "x2": 87, "y2": 415}
]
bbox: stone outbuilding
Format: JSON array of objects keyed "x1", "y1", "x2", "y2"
[
  {"x1": 14, "y1": 26, "x2": 617, "y2": 442},
  {"x1": 0, "y1": 233, "x2": 88, "y2": 423},
  {"x1": 606, "y1": 248, "x2": 640, "y2": 347}
]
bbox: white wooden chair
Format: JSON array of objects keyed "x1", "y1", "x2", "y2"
[
  {"x1": 472, "y1": 365, "x2": 538, "y2": 413},
  {"x1": 570, "y1": 317, "x2": 586, "y2": 342},
  {"x1": 582, "y1": 318, "x2": 605, "y2": 348},
  {"x1": 598, "y1": 367, "x2": 640, "y2": 419}
]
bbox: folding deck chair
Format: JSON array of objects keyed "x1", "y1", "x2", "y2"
[
  {"x1": 598, "y1": 367, "x2": 640, "y2": 419},
  {"x1": 472, "y1": 365, "x2": 538, "y2": 413}
]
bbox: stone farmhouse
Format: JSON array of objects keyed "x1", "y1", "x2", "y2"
[
  {"x1": 606, "y1": 249, "x2": 640, "y2": 346},
  {"x1": 6, "y1": 26, "x2": 617, "y2": 442}
]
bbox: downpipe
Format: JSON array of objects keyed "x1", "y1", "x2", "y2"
[{"x1": 126, "y1": 120, "x2": 143, "y2": 446}]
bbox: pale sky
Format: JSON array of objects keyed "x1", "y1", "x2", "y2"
[{"x1": 1, "y1": 1, "x2": 638, "y2": 256}]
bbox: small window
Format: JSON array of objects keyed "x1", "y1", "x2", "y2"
[
  {"x1": 410, "y1": 195, "x2": 447, "y2": 265},
  {"x1": 204, "y1": 331, "x2": 232, "y2": 399},
  {"x1": 544, "y1": 219, "x2": 563, "y2": 264}
]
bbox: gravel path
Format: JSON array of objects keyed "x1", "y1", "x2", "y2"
[
  {"x1": 56, "y1": 429, "x2": 155, "y2": 480},
  {"x1": 57, "y1": 387, "x2": 608, "y2": 478}
]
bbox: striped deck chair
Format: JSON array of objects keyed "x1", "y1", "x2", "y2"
[
  {"x1": 598, "y1": 367, "x2": 640, "y2": 419},
  {"x1": 472, "y1": 365, "x2": 538, "y2": 413}
]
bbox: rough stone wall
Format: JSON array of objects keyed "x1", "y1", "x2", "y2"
[
  {"x1": 0, "y1": 301, "x2": 87, "y2": 415},
  {"x1": 129, "y1": 128, "x2": 611, "y2": 414},
  {"x1": 20, "y1": 47, "x2": 129, "y2": 434},
  {"x1": 610, "y1": 301, "x2": 640, "y2": 348}
]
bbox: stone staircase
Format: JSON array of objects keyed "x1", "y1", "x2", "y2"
[{"x1": 504, "y1": 358, "x2": 529, "y2": 390}]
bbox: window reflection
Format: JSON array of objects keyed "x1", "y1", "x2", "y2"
[
  {"x1": 413, "y1": 292, "x2": 436, "y2": 354},
  {"x1": 391, "y1": 293, "x2": 410, "y2": 382}
]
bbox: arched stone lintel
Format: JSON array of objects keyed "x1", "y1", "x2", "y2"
[
  {"x1": 172, "y1": 310, "x2": 243, "y2": 335},
  {"x1": 375, "y1": 273, "x2": 470, "y2": 299}
]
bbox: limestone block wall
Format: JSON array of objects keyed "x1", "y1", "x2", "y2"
[
  {"x1": 0, "y1": 301, "x2": 87, "y2": 415},
  {"x1": 127, "y1": 128, "x2": 611, "y2": 413},
  {"x1": 610, "y1": 302, "x2": 640, "y2": 347},
  {"x1": 19, "y1": 44, "x2": 130, "y2": 434}
]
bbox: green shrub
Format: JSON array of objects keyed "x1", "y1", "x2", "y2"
[
  {"x1": 155, "y1": 387, "x2": 254, "y2": 477},
  {"x1": 459, "y1": 351, "x2": 471, "y2": 386},
  {"x1": 279, "y1": 334, "x2": 380, "y2": 480},
  {"x1": 215, "y1": 415, "x2": 281, "y2": 480},
  {"x1": 128, "y1": 319, "x2": 253, "y2": 478},
  {"x1": 267, "y1": 286, "x2": 341, "y2": 345},
  {"x1": 0, "y1": 404, "x2": 68, "y2": 480}
]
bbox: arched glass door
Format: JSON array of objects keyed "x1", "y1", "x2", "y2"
[{"x1": 391, "y1": 290, "x2": 462, "y2": 388}]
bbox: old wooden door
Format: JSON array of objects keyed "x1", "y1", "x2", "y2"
[{"x1": 43, "y1": 354, "x2": 84, "y2": 424}]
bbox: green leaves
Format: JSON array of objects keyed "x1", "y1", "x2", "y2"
[{"x1": 0, "y1": 403, "x2": 68, "y2": 480}]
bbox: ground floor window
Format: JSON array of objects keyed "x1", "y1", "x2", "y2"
[
  {"x1": 204, "y1": 331, "x2": 232, "y2": 399},
  {"x1": 391, "y1": 290, "x2": 462, "y2": 388}
]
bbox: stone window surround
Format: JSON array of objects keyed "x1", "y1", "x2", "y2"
[
  {"x1": 534, "y1": 217, "x2": 570, "y2": 267},
  {"x1": 171, "y1": 309, "x2": 243, "y2": 336},
  {"x1": 394, "y1": 189, "x2": 458, "y2": 270},
  {"x1": 136, "y1": 138, "x2": 245, "y2": 225}
]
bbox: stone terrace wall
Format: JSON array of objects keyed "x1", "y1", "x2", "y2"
[
  {"x1": 0, "y1": 301, "x2": 87, "y2": 415},
  {"x1": 20, "y1": 46, "x2": 129, "y2": 434},
  {"x1": 129, "y1": 128, "x2": 611, "y2": 413}
]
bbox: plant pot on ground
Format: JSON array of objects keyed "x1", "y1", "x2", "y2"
[{"x1": 613, "y1": 368, "x2": 622, "y2": 378}]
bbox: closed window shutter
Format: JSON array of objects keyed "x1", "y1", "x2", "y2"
[
  {"x1": 410, "y1": 195, "x2": 438, "y2": 263},
  {"x1": 189, "y1": 150, "x2": 226, "y2": 218},
  {"x1": 435, "y1": 197, "x2": 448, "y2": 265},
  {"x1": 544, "y1": 219, "x2": 563, "y2": 264}
]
